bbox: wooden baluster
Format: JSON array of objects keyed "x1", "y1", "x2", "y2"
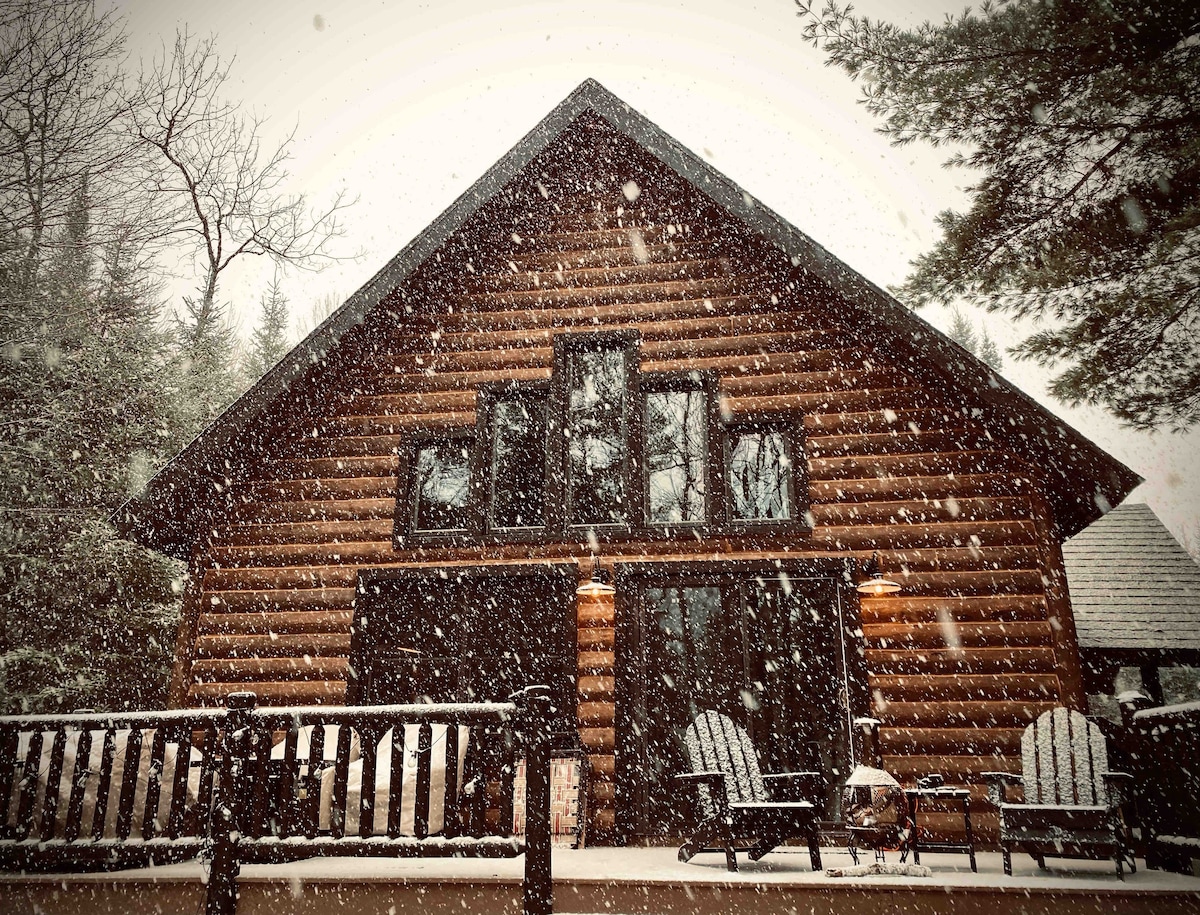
[
  {"x1": 64, "y1": 729, "x2": 92, "y2": 842},
  {"x1": 141, "y1": 728, "x2": 167, "y2": 839},
  {"x1": 14, "y1": 731, "x2": 44, "y2": 840},
  {"x1": 90, "y1": 729, "x2": 116, "y2": 840},
  {"x1": 443, "y1": 724, "x2": 462, "y2": 838},
  {"x1": 39, "y1": 729, "x2": 69, "y2": 841},
  {"x1": 414, "y1": 722, "x2": 433, "y2": 839},
  {"x1": 302, "y1": 725, "x2": 324, "y2": 839},
  {"x1": 113, "y1": 729, "x2": 143, "y2": 840},
  {"x1": 276, "y1": 723, "x2": 299, "y2": 838},
  {"x1": 357, "y1": 725, "x2": 379, "y2": 838},
  {"x1": 329, "y1": 724, "x2": 352, "y2": 839},
  {"x1": 387, "y1": 726, "x2": 405, "y2": 838}
]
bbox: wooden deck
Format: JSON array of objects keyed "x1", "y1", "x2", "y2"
[{"x1": 3, "y1": 848, "x2": 1197, "y2": 915}]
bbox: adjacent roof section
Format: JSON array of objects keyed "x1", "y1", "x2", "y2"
[
  {"x1": 1064, "y1": 503, "x2": 1200, "y2": 657},
  {"x1": 112, "y1": 79, "x2": 1142, "y2": 558}
]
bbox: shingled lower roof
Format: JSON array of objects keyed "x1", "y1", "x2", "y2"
[
  {"x1": 113, "y1": 79, "x2": 1142, "y2": 558},
  {"x1": 1064, "y1": 502, "x2": 1200, "y2": 655}
]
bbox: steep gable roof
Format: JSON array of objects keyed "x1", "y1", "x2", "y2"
[
  {"x1": 113, "y1": 79, "x2": 1141, "y2": 558},
  {"x1": 1064, "y1": 502, "x2": 1200, "y2": 657}
]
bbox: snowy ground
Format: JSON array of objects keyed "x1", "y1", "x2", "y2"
[{"x1": 6, "y1": 847, "x2": 1196, "y2": 891}]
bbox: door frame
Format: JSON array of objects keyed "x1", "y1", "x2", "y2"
[{"x1": 612, "y1": 557, "x2": 865, "y2": 842}]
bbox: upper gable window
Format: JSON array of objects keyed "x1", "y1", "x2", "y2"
[
  {"x1": 643, "y1": 377, "x2": 710, "y2": 526},
  {"x1": 410, "y1": 437, "x2": 473, "y2": 534},
  {"x1": 727, "y1": 426, "x2": 794, "y2": 522},
  {"x1": 394, "y1": 332, "x2": 809, "y2": 546},
  {"x1": 487, "y1": 390, "x2": 549, "y2": 531},
  {"x1": 561, "y1": 337, "x2": 635, "y2": 528}
]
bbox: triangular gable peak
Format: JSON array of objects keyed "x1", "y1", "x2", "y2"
[{"x1": 114, "y1": 80, "x2": 1140, "y2": 558}]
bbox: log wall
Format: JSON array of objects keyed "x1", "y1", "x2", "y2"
[{"x1": 170, "y1": 115, "x2": 1087, "y2": 842}]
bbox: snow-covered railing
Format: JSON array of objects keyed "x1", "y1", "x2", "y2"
[
  {"x1": 0, "y1": 707, "x2": 222, "y2": 871},
  {"x1": 0, "y1": 688, "x2": 556, "y2": 915},
  {"x1": 1124, "y1": 698, "x2": 1200, "y2": 874}
]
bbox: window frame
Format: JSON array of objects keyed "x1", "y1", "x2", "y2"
[
  {"x1": 637, "y1": 370, "x2": 724, "y2": 531},
  {"x1": 392, "y1": 428, "x2": 479, "y2": 550},
  {"x1": 392, "y1": 332, "x2": 813, "y2": 548},
  {"x1": 474, "y1": 381, "x2": 553, "y2": 542},
  {"x1": 548, "y1": 330, "x2": 642, "y2": 536},
  {"x1": 722, "y1": 418, "x2": 808, "y2": 532}
]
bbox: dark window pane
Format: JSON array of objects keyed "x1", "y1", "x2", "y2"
[
  {"x1": 412, "y1": 441, "x2": 471, "y2": 532},
  {"x1": 566, "y1": 347, "x2": 627, "y2": 525},
  {"x1": 641, "y1": 585, "x2": 734, "y2": 831},
  {"x1": 489, "y1": 397, "x2": 547, "y2": 529},
  {"x1": 729, "y1": 430, "x2": 791, "y2": 521},
  {"x1": 645, "y1": 390, "x2": 707, "y2": 524}
]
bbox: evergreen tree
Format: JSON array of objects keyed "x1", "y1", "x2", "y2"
[
  {"x1": 0, "y1": 189, "x2": 183, "y2": 713},
  {"x1": 245, "y1": 273, "x2": 291, "y2": 380},
  {"x1": 947, "y1": 307, "x2": 978, "y2": 356},
  {"x1": 978, "y1": 329, "x2": 1003, "y2": 371},
  {"x1": 798, "y1": 0, "x2": 1200, "y2": 429}
]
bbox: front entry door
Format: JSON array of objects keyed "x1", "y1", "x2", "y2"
[{"x1": 615, "y1": 561, "x2": 865, "y2": 839}]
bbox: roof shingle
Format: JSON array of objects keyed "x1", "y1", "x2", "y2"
[{"x1": 1064, "y1": 503, "x2": 1200, "y2": 653}]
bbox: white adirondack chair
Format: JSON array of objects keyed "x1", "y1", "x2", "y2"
[
  {"x1": 984, "y1": 707, "x2": 1135, "y2": 878},
  {"x1": 675, "y1": 710, "x2": 823, "y2": 872}
]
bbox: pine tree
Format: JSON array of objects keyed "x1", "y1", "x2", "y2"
[
  {"x1": 978, "y1": 329, "x2": 1003, "y2": 371},
  {"x1": 947, "y1": 308, "x2": 979, "y2": 356},
  {"x1": 798, "y1": 0, "x2": 1200, "y2": 429},
  {"x1": 0, "y1": 189, "x2": 183, "y2": 713},
  {"x1": 245, "y1": 274, "x2": 291, "y2": 380}
]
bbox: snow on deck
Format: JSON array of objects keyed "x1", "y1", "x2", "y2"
[{"x1": 4, "y1": 847, "x2": 1195, "y2": 892}]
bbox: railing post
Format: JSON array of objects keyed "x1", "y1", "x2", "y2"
[
  {"x1": 206, "y1": 692, "x2": 256, "y2": 915},
  {"x1": 513, "y1": 685, "x2": 553, "y2": 915},
  {"x1": 1118, "y1": 691, "x2": 1155, "y2": 867}
]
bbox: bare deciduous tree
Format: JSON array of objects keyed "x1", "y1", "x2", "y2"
[
  {"x1": 0, "y1": 0, "x2": 128, "y2": 301},
  {"x1": 127, "y1": 30, "x2": 353, "y2": 356}
]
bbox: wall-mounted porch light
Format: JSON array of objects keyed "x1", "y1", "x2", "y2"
[
  {"x1": 576, "y1": 556, "x2": 615, "y2": 598},
  {"x1": 856, "y1": 551, "x2": 901, "y2": 595}
]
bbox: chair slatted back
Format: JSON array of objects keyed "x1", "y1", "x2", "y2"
[
  {"x1": 1021, "y1": 707, "x2": 1110, "y2": 805},
  {"x1": 683, "y1": 711, "x2": 767, "y2": 807}
]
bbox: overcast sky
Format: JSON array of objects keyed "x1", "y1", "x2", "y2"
[{"x1": 109, "y1": 0, "x2": 1200, "y2": 546}]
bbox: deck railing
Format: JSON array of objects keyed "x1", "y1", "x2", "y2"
[
  {"x1": 1121, "y1": 697, "x2": 1200, "y2": 873},
  {"x1": 0, "y1": 687, "x2": 554, "y2": 915}
]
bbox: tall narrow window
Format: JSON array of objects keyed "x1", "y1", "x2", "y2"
[
  {"x1": 489, "y1": 394, "x2": 548, "y2": 530},
  {"x1": 411, "y1": 440, "x2": 472, "y2": 533},
  {"x1": 728, "y1": 428, "x2": 792, "y2": 522},
  {"x1": 645, "y1": 388, "x2": 707, "y2": 525},
  {"x1": 565, "y1": 345, "x2": 630, "y2": 526}
]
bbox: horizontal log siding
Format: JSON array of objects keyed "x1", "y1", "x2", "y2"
[{"x1": 175, "y1": 141, "x2": 1080, "y2": 843}]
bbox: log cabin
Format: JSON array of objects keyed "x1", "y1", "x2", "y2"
[{"x1": 114, "y1": 80, "x2": 1142, "y2": 845}]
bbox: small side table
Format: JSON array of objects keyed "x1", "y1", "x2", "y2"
[{"x1": 903, "y1": 786, "x2": 977, "y2": 872}]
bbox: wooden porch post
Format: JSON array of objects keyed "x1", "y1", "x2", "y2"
[
  {"x1": 205, "y1": 692, "x2": 256, "y2": 915},
  {"x1": 516, "y1": 685, "x2": 554, "y2": 915}
]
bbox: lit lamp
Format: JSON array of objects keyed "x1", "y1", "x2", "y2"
[
  {"x1": 856, "y1": 551, "x2": 901, "y2": 595},
  {"x1": 576, "y1": 556, "x2": 615, "y2": 598}
]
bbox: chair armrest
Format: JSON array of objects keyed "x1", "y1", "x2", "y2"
[
  {"x1": 674, "y1": 771, "x2": 730, "y2": 816},
  {"x1": 982, "y1": 771, "x2": 1022, "y2": 807},
  {"x1": 762, "y1": 771, "x2": 825, "y2": 805},
  {"x1": 1102, "y1": 771, "x2": 1133, "y2": 807}
]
